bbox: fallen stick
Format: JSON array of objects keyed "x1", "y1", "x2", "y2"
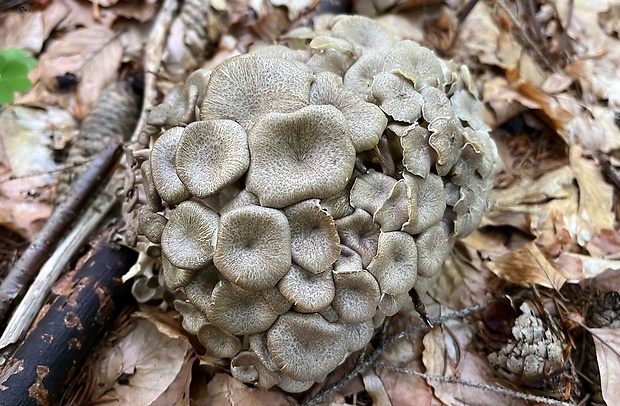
[{"x1": 0, "y1": 224, "x2": 137, "y2": 406}]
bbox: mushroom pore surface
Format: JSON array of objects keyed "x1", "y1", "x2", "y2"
[{"x1": 126, "y1": 15, "x2": 501, "y2": 393}]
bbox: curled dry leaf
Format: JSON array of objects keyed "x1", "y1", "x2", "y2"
[
  {"x1": 38, "y1": 25, "x2": 123, "y2": 112},
  {"x1": 90, "y1": 318, "x2": 192, "y2": 405},
  {"x1": 589, "y1": 327, "x2": 620, "y2": 406},
  {"x1": 195, "y1": 373, "x2": 291, "y2": 406},
  {"x1": 422, "y1": 316, "x2": 527, "y2": 405}
]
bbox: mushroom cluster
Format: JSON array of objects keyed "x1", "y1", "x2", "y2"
[{"x1": 124, "y1": 15, "x2": 501, "y2": 392}]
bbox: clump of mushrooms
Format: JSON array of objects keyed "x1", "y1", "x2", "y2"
[{"x1": 123, "y1": 15, "x2": 501, "y2": 392}]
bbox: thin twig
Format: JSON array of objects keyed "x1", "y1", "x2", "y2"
[
  {"x1": 0, "y1": 142, "x2": 122, "y2": 325},
  {"x1": 130, "y1": 0, "x2": 179, "y2": 144},
  {"x1": 0, "y1": 158, "x2": 96, "y2": 185},
  {"x1": 376, "y1": 364, "x2": 576, "y2": 406},
  {"x1": 302, "y1": 302, "x2": 492, "y2": 406}
]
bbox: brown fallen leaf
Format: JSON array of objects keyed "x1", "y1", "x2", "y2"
[
  {"x1": 90, "y1": 318, "x2": 193, "y2": 405},
  {"x1": 38, "y1": 25, "x2": 123, "y2": 113},
  {"x1": 589, "y1": 327, "x2": 620, "y2": 406},
  {"x1": 194, "y1": 373, "x2": 292, "y2": 406},
  {"x1": 422, "y1": 316, "x2": 527, "y2": 405},
  {"x1": 487, "y1": 241, "x2": 567, "y2": 290},
  {"x1": 569, "y1": 145, "x2": 614, "y2": 246},
  {"x1": 150, "y1": 356, "x2": 195, "y2": 406}
]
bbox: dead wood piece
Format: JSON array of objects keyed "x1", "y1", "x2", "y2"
[{"x1": 0, "y1": 225, "x2": 137, "y2": 406}]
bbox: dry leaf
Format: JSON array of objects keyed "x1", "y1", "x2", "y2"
[
  {"x1": 569, "y1": 145, "x2": 614, "y2": 246},
  {"x1": 422, "y1": 316, "x2": 527, "y2": 405},
  {"x1": 268, "y1": 0, "x2": 316, "y2": 20},
  {"x1": 90, "y1": 318, "x2": 192, "y2": 405},
  {"x1": 0, "y1": 106, "x2": 76, "y2": 239},
  {"x1": 362, "y1": 370, "x2": 392, "y2": 406},
  {"x1": 589, "y1": 327, "x2": 620, "y2": 405},
  {"x1": 0, "y1": 12, "x2": 45, "y2": 53},
  {"x1": 195, "y1": 373, "x2": 292, "y2": 406},
  {"x1": 150, "y1": 356, "x2": 195, "y2": 406},
  {"x1": 487, "y1": 241, "x2": 567, "y2": 290},
  {"x1": 554, "y1": 252, "x2": 620, "y2": 281},
  {"x1": 38, "y1": 25, "x2": 123, "y2": 112}
]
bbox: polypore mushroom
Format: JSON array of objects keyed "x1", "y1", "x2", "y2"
[
  {"x1": 283, "y1": 199, "x2": 341, "y2": 274},
  {"x1": 137, "y1": 206, "x2": 167, "y2": 244},
  {"x1": 310, "y1": 71, "x2": 387, "y2": 152},
  {"x1": 213, "y1": 205, "x2": 291, "y2": 291},
  {"x1": 198, "y1": 323, "x2": 242, "y2": 358},
  {"x1": 349, "y1": 169, "x2": 397, "y2": 215},
  {"x1": 150, "y1": 127, "x2": 192, "y2": 205},
  {"x1": 332, "y1": 268, "x2": 380, "y2": 323},
  {"x1": 367, "y1": 231, "x2": 418, "y2": 296},
  {"x1": 160, "y1": 200, "x2": 219, "y2": 271},
  {"x1": 278, "y1": 265, "x2": 335, "y2": 313},
  {"x1": 266, "y1": 312, "x2": 347, "y2": 382},
  {"x1": 176, "y1": 119, "x2": 250, "y2": 198},
  {"x1": 206, "y1": 280, "x2": 279, "y2": 335},
  {"x1": 200, "y1": 54, "x2": 314, "y2": 130},
  {"x1": 383, "y1": 40, "x2": 445, "y2": 90},
  {"x1": 402, "y1": 171, "x2": 446, "y2": 235},
  {"x1": 246, "y1": 104, "x2": 356, "y2": 208},
  {"x1": 335, "y1": 209, "x2": 380, "y2": 267},
  {"x1": 371, "y1": 72, "x2": 425, "y2": 123},
  {"x1": 230, "y1": 351, "x2": 279, "y2": 389}
]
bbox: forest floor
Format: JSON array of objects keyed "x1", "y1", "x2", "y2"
[{"x1": 1, "y1": 0, "x2": 620, "y2": 405}]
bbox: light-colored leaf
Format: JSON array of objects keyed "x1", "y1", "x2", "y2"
[
  {"x1": 568, "y1": 145, "x2": 614, "y2": 246},
  {"x1": 589, "y1": 328, "x2": 620, "y2": 406},
  {"x1": 90, "y1": 318, "x2": 192, "y2": 406},
  {"x1": 194, "y1": 373, "x2": 291, "y2": 406},
  {"x1": 38, "y1": 25, "x2": 123, "y2": 112},
  {"x1": 487, "y1": 241, "x2": 567, "y2": 290}
]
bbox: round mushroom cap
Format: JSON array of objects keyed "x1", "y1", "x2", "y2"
[
  {"x1": 266, "y1": 312, "x2": 347, "y2": 382},
  {"x1": 161, "y1": 255, "x2": 194, "y2": 290},
  {"x1": 174, "y1": 300, "x2": 208, "y2": 335},
  {"x1": 213, "y1": 205, "x2": 291, "y2": 291},
  {"x1": 198, "y1": 323, "x2": 242, "y2": 358},
  {"x1": 310, "y1": 71, "x2": 387, "y2": 152},
  {"x1": 140, "y1": 160, "x2": 163, "y2": 212},
  {"x1": 335, "y1": 209, "x2": 380, "y2": 267},
  {"x1": 200, "y1": 54, "x2": 314, "y2": 130},
  {"x1": 371, "y1": 72, "x2": 424, "y2": 123},
  {"x1": 402, "y1": 171, "x2": 446, "y2": 235},
  {"x1": 332, "y1": 268, "x2": 380, "y2": 323},
  {"x1": 207, "y1": 280, "x2": 279, "y2": 336},
  {"x1": 231, "y1": 351, "x2": 279, "y2": 389},
  {"x1": 278, "y1": 265, "x2": 335, "y2": 313},
  {"x1": 137, "y1": 206, "x2": 167, "y2": 244},
  {"x1": 283, "y1": 199, "x2": 341, "y2": 274},
  {"x1": 176, "y1": 120, "x2": 250, "y2": 198},
  {"x1": 160, "y1": 200, "x2": 219, "y2": 271},
  {"x1": 384, "y1": 40, "x2": 445, "y2": 90},
  {"x1": 150, "y1": 127, "x2": 192, "y2": 205},
  {"x1": 373, "y1": 179, "x2": 409, "y2": 232},
  {"x1": 246, "y1": 104, "x2": 356, "y2": 208},
  {"x1": 349, "y1": 169, "x2": 397, "y2": 215},
  {"x1": 416, "y1": 221, "x2": 451, "y2": 279},
  {"x1": 368, "y1": 231, "x2": 418, "y2": 296},
  {"x1": 330, "y1": 15, "x2": 395, "y2": 52}
]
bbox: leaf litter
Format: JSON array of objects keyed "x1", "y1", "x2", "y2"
[{"x1": 2, "y1": 0, "x2": 620, "y2": 404}]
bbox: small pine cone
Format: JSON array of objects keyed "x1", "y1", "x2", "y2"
[
  {"x1": 587, "y1": 291, "x2": 620, "y2": 328},
  {"x1": 488, "y1": 303, "x2": 564, "y2": 388}
]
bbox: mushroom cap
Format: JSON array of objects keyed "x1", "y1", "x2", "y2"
[
  {"x1": 260, "y1": 287, "x2": 292, "y2": 315},
  {"x1": 278, "y1": 264, "x2": 335, "y2": 313},
  {"x1": 176, "y1": 120, "x2": 250, "y2": 198},
  {"x1": 378, "y1": 292, "x2": 410, "y2": 316},
  {"x1": 332, "y1": 269, "x2": 380, "y2": 323},
  {"x1": 207, "y1": 280, "x2": 279, "y2": 336},
  {"x1": 371, "y1": 72, "x2": 424, "y2": 123},
  {"x1": 160, "y1": 200, "x2": 219, "y2": 271},
  {"x1": 140, "y1": 160, "x2": 163, "y2": 212},
  {"x1": 367, "y1": 231, "x2": 418, "y2": 296},
  {"x1": 218, "y1": 189, "x2": 260, "y2": 217},
  {"x1": 335, "y1": 208, "x2": 380, "y2": 267},
  {"x1": 267, "y1": 312, "x2": 347, "y2": 382},
  {"x1": 402, "y1": 171, "x2": 446, "y2": 235},
  {"x1": 349, "y1": 169, "x2": 397, "y2": 216},
  {"x1": 319, "y1": 190, "x2": 355, "y2": 220},
  {"x1": 213, "y1": 205, "x2": 291, "y2": 291},
  {"x1": 183, "y1": 262, "x2": 221, "y2": 313},
  {"x1": 283, "y1": 199, "x2": 341, "y2": 274},
  {"x1": 198, "y1": 323, "x2": 242, "y2": 358},
  {"x1": 415, "y1": 221, "x2": 451, "y2": 278},
  {"x1": 230, "y1": 351, "x2": 279, "y2": 389},
  {"x1": 393, "y1": 122, "x2": 434, "y2": 178},
  {"x1": 174, "y1": 300, "x2": 208, "y2": 335},
  {"x1": 384, "y1": 40, "x2": 445, "y2": 90},
  {"x1": 161, "y1": 255, "x2": 194, "y2": 290},
  {"x1": 344, "y1": 320, "x2": 375, "y2": 352},
  {"x1": 150, "y1": 127, "x2": 192, "y2": 205},
  {"x1": 330, "y1": 15, "x2": 395, "y2": 52},
  {"x1": 343, "y1": 50, "x2": 385, "y2": 100},
  {"x1": 246, "y1": 104, "x2": 356, "y2": 208},
  {"x1": 200, "y1": 54, "x2": 314, "y2": 130},
  {"x1": 310, "y1": 71, "x2": 387, "y2": 153},
  {"x1": 137, "y1": 206, "x2": 167, "y2": 244},
  {"x1": 373, "y1": 179, "x2": 409, "y2": 232}
]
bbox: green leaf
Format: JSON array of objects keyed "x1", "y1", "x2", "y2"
[{"x1": 0, "y1": 48, "x2": 38, "y2": 104}]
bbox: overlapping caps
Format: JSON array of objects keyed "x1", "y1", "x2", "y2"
[{"x1": 126, "y1": 16, "x2": 501, "y2": 392}]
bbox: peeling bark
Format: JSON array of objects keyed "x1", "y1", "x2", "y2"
[{"x1": 0, "y1": 225, "x2": 137, "y2": 406}]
